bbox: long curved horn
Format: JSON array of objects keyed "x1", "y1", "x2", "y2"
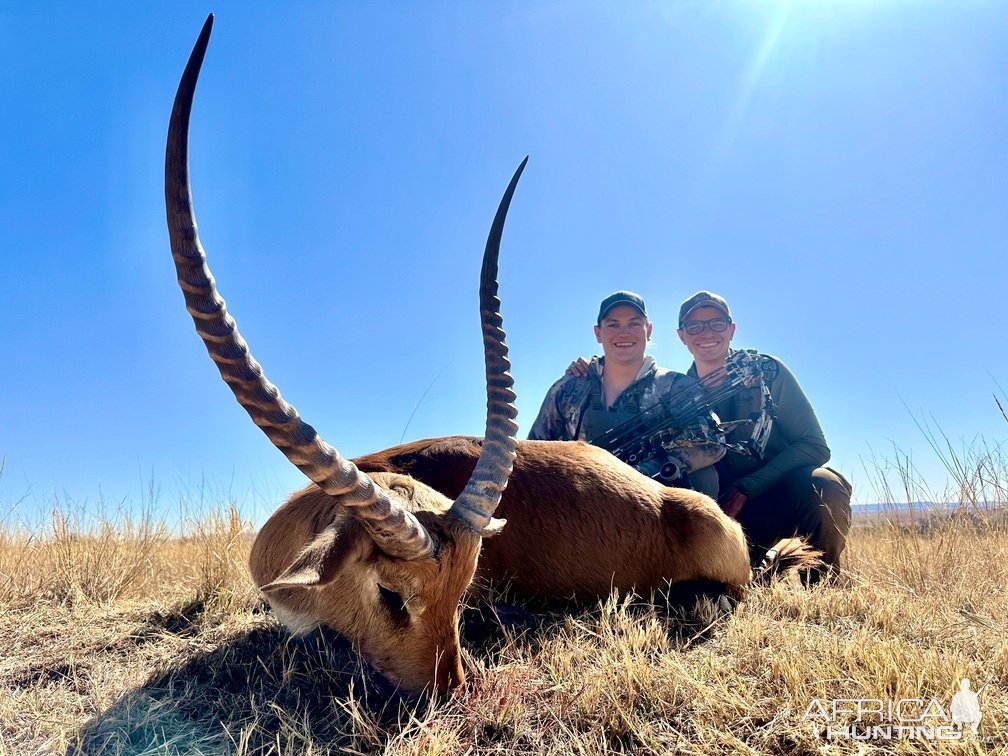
[
  {"x1": 165, "y1": 15, "x2": 434, "y2": 559},
  {"x1": 447, "y1": 159, "x2": 524, "y2": 533}
]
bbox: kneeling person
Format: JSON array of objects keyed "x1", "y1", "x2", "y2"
[
  {"x1": 677, "y1": 290, "x2": 852, "y2": 581},
  {"x1": 528, "y1": 291, "x2": 724, "y2": 496}
]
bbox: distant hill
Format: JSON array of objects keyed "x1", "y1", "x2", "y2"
[{"x1": 852, "y1": 501, "x2": 1002, "y2": 515}]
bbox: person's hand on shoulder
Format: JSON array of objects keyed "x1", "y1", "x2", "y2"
[{"x1": 566, "y1": 357, "x2": 590, "y2": 378}]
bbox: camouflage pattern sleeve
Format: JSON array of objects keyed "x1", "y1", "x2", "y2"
[
  {"x1": 527, "y1": 376, "x2": 571, "y2": 440},
  {"x1": 652, "y1": 370, "x2": 726, "y2": 474},
  {"x1": 673, "y1": 436, "x2": 725, "y2": 474}
]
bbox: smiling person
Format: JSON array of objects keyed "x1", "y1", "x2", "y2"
[
  {"x1": 528, "y1": 291, "x2": 724, "y2": 496},
  {"x1": 676, "y1": 290, "x2": 852, "y2": 582}
]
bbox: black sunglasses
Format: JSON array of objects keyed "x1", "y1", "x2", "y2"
[{"x1": 681, "y1": 317, "x2": 731, "y2": 335}]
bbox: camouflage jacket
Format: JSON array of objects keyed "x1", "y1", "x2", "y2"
[{"x1": 528, "y1": 356, "x2": 725, "y2": 474}]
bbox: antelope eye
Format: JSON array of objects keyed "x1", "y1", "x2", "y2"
[{"x1": 377, "y1": 583, "x2": 410, "y2": 625}]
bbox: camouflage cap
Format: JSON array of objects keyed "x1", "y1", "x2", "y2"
[
  {"x1": 597, "y1": 291, "x2": 647, "y2": 324},
  {"x1": 678, "y1": 291, "x2": 732, "y2": 327}
]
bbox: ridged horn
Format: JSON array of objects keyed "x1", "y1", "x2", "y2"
[
  {"x1": 447, "y1": 158, "x2": 524, "y2": 533},
  {"x1": 165, "y1": 14, "x2": 434, "y2": 560}
]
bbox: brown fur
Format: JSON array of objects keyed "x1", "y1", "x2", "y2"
[
  {"x1": 354, "y1": 437, "x2": 752, "y2": 597},
  {"x1": 252, "y1": 437, "x2": 753, "y2": 693},
  {"x1": 250, "y1": 473, "x2": 486, "y2": 693},
  {"x1": 749, "y1": 536, "x2": 823, "y2": 585}
]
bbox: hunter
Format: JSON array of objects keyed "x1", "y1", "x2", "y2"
[{"x1": 529, "y1": 290, "x2": 724, "y2": 497}]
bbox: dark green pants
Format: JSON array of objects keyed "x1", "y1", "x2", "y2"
[{"x1": 730, "y1": 465, "x2": 852, "y2": 580}]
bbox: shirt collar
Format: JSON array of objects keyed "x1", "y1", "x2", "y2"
[{"x1": 592, "y1": 355, "x2": 656, "y2": 382}]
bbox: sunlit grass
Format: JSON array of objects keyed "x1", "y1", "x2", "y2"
[{"x1": 1, "y1": 434, "x2": 1006, "y2": 754}]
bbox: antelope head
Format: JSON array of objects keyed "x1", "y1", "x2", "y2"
[{"x1": 165, "y1": 15, "x2": 523, "y2": 693}]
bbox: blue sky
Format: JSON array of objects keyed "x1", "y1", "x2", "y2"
[{"x1": 1, "y1": 2, "x2": 1006, "y2": 526}]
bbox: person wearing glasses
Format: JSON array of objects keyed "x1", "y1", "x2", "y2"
[
  {"x1": 675, "y1": 290, "x2": 851, "y2": 581},
  {"x1": 528, "y1": 290, "x2": 725, "y2": 497}
]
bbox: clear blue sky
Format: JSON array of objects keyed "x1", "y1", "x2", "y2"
[{"x1": 2, "y1": 2, "x2": 1006, "y2": 526}]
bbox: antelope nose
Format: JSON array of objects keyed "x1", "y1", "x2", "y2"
[{"x1": 434, "y1": 644, "x2": 466, "y2": 692}]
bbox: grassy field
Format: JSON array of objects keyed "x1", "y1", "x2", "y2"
[{"x1": 1, "y1": 486, "x2": 1006, "y2": 754}]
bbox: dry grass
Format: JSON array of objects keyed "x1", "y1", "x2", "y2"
[{"x1": 2, "y1": 467, "x2": 1007, "y2": 753}]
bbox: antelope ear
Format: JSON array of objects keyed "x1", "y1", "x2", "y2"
[
  {"x1": 479, "y1": 517, "x2": 507, "y2": 538},
  {"x1": 261, "y1": 525, "x2": 343, "y2": 592}
]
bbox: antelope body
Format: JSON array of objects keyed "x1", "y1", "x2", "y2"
[
  {"x1": 253, "y1": 437, "x2": 752, "y2": 693},
  {"x1": 352, "y1": 437, "x2": 751, "y2": 598}
]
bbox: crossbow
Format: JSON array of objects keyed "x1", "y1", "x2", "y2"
[{"x1": 590, "y1": 350, "x2": 776, "y2": 483}]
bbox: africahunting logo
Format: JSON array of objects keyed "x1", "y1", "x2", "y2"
[{"x1": 802, "y1": 677, "x2": 987, "y2": 742}]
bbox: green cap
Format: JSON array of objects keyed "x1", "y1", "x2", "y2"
[
  {"x1": 678, "y1": 290, "x2": 731, "y2": 327},
  {"x1": 597, "y1": 291, "x2": 647, "y2": 325}
]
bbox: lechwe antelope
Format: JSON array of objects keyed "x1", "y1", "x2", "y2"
[{"x1": 166, "y1": 15, "x2": 522, "y2": 693}]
